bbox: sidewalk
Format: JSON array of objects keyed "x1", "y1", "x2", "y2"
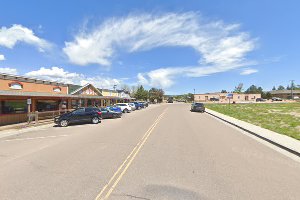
[
  {"x1": 0, "y1": 119, "x2": 55, "y2": 139},
  {"x1": 205, "y1": 108, "x2": 300, "y2": 157}
]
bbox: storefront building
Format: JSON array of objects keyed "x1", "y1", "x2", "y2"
[
  {"x1": 0, "y1": 73, "x2": 132, "y2": 126},
  {"x1": 194, "y1": 92, "x2": 261, "y2": 103}
]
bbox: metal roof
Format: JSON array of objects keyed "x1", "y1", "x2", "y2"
[
  {"x1": 0, "y1": 73, "x2": 68, "y2": 86},
  {"x1": 269, "y1": 90, "x2": 300, "y2": 94},
  {"x1": 0, "y1": 90, "x2": 123, "y2": 99}
]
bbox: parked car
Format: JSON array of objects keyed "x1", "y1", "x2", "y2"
[
  {"x1": 272, "y1": 97, "x2": 283, "y2": 101},
  {"x1": 54, "y1": 107, "x2": 101, "y2": 127},
  {"x1": 140, "y1": 101, "x2": 149, "y2": 107},
  {"x1": 210, "y1": 97, "x2": 219, "y2": 101},
  {"x1": 100, "y1": 107, "x2": 122, "y2": 119},
  {"x1": 191, "y1": 103, "x2": 205, "y2": 112},
  {"x1": 132, "y1": 102, "x2": 143, "y2": 109},
  {"x1": 115, "y1": 103, "x2": 132, "y2": 113},
  {"x1": 106, "y1": 105, "x2": 122, "y2": 113},
  {"x1": 138, "y1": 101, "x2": 148, "y2": 108},
  {"x1": 128, "y1": 103, "x2": 136, "y2": 111},
  {"x1": 167, "y1": 97, "x2": 173, "y2": 103},
  {"x1": 256, "y1": 98, "x2": 266, "y2": 102}
]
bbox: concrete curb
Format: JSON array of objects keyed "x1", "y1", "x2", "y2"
[{"x1": 205, "y1": 108, "x2": 300, "y2": 157}]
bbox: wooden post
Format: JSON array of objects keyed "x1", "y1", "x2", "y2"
[{"x1": 35, "y1": 111, "x2": 39, "y2": 125}]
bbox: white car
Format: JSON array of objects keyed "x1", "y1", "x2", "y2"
[
  {"x1": 128, "y1": 103, "x2": 136, "y2": 111},
  {"x1": 115, "y1": 103, "x2": 132, "y2": 113}
]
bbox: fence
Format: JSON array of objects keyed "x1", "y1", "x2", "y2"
[{"x1": 27, "y1": 109, "x2": 74, "y2": 125}]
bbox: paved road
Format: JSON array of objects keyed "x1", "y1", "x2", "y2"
[{"x1": 0, "y1": 103, "x2": 299, "y2": 200}]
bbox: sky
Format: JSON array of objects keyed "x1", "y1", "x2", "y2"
[{"x1": 0, "y1": 0, "x2": 299, "y2": 94}]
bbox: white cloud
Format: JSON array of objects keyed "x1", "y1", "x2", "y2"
[
  {"x1": 0, "y1": 24, "x2": 51, "y2": 52},
  {"x1": 64, "y1": 12, "x2": 257, "y2": 88},
  {"x1": 0, "y1": 67, "x2": 18, "y2": 74},
  {"x1": 64, "y1": 12, "x2": 256, "y2": 68},
  {"x1": 138, "y1": 61, "x2": 257, "y2": 88},
  {"x1": 0, "y1": 54, "x2": 5, "y2": 61},
  {"x1": 240, "y1": 68, "x2": 258, "y2": 75},
  {"x1": 25, "y1": 66, "x2": 123, "y2": 89}
]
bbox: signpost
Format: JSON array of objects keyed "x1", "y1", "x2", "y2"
[
  {"x1": 27, "y1": 99, "x2": 32, "y2": 123},
  {"x1": 227, "y1": 93, "x2": 233, "y2": 104},
  {"x1": 27, "y1": 98, "x2": 32, "y2": 112}
]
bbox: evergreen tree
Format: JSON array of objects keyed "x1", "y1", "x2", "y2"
[
  {"x1": 277, "y1": 85, "x2": 285, "y2": 90},
  {"x1": 134, "y1": 85, "x2": 149, "y2": 100}
]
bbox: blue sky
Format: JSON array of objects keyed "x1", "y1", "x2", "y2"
[{"x1": 0, "y1": 0, "x2": 299, "y2": 94}]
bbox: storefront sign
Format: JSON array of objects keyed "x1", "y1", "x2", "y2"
[{"x1": 227, "y1": 93, "x2": 233, "y2": 99}]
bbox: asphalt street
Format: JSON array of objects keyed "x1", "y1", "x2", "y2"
[{"x1": 0, "y1": 103, "x2": 299, "y2": 200}]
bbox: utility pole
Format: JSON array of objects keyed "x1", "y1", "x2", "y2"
[
  {"x1": 113, "y1": 84, "x2": 117, "y2": 91},
  {"x1": 290, "y1": 80, "x2": 295, "y2": 99},
  {"x1": 193, "y1": 88, "x2": 195, "y2": 103}
]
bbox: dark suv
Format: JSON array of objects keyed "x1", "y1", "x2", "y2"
[
  {"x1": 191, "y1": 103, "x2": 205, "y2": 113},
  {"x1": 54, "y1": 107, "x2": 102, "y2": 127}
]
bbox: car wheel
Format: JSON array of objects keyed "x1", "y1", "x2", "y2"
[
  {"x1": 124, "y1": 108, "x2": 128, "y2": 113},
  {"x1": 92, "y1": 117, "x2": 99, "y2": 124},
  {"x1": 112, "y1": 113, "x2": 117, "y2": 118},
  {"x1": 60, "y1": 120, "x2": 68, "y2": 127}
]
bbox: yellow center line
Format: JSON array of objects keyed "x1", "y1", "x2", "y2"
[{"x1": 95, "y1": 108, "x2": 167, "y2": 200}]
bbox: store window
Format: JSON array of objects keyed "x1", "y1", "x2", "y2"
[
  {"x1": 87, "y1": 99, "x2": 93, "y2": 107},
  {"x1": 80, "y1": 99, "x2": 85, "y2": 107},
  {"x1": 9, "y1": 82, "x2": 23, "y2": 90},
  {"x1": 36, "y1": 100, "x2": 59, "y2": 112},
  {"x1": 53, "y1": 87, "x2": 61, "y2": 92},
  {"x1": 71, "y1": 100, "x2": 79, "y2": 109},
  {"x1": 1, "y1": 100, "x2": 27, "y2": 114}
]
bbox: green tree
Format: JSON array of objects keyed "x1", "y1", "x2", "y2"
[
  {"x1": 221, "y1": 89, "x2": 227, "y2": 93},
  {"x1": 149, "y1": 87, "x2": 164, "y2": 103},
  {"x1": 261, "y1": 92, "x2": 272, "y2": 99},
  {"x1": 134, "y1": 85, "x2": 148, "y2": 100},
  {"x1": 234, "y1": 83, "x2": 243, "y2": 93},
  {"x1": 187, "y1": 93, "x2": 194, "y2": 102},
  {"x1": 277, "y1": 85, "x2": 285, "y2": 90},
  {"x1": 245, "y1": 85, "x2": 263, "y2": 94}
]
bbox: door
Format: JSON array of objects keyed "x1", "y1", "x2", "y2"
[
  {"x1": 71, "y1": 108, "x2": 86, "y2": 123},
  {"x1": 101, "y1": 108, "x2": 109, "y2": 118}
]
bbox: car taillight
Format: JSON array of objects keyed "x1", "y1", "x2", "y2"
[{"x1": 97, "y1": 111, "x2": 102, "y2": 115}]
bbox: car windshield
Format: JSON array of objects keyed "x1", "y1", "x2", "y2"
[{"x1": 72, "y1": 108, "x2": 85, "y2": 114}]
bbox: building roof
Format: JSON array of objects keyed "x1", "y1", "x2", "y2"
[
  {"x1": 194, "y1": 92, "x2": 260, "y2": 95},
  {"x1": 68, "y1": 84, "x2": 82, "y2": 94},
  {"x1": 270, "y1": 90, "x2": 300, "y2": 94},
  {"x1": 70, "y1": 83, "x2": 102, "y2": 96},
  {"x1": 0, "y1": 73, "x2": 68, "y2": 86},
  {"x1": 0, "y1": 90, "x2": 124, "y2": 99}
]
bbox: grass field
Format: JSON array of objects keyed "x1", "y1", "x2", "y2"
[{"x1": 205, "y1": 103, "x2": 300, "y2": 140}]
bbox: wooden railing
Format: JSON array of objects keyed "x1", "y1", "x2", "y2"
[
  {"x1": 0, "y1": 109, "x2": 77, "y2": 126},
  {"x1": 27, "y1": 109, "x2": 74, "y2": 125}
]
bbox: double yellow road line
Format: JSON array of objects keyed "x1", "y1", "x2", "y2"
[{"x1": 95, "y1": 108, "x2": 167, "y2": 200}]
